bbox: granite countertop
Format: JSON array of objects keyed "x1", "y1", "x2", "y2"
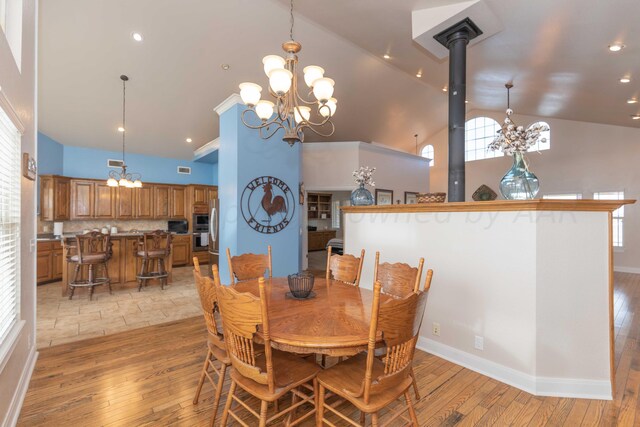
[{"x1": 37, "y1": 230, "x2": 191, "y2": 242}]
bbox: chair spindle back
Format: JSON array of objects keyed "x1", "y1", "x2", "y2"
[
  {"x1": 373, "y1": 252, "x2": 424, "y2": 297},
  {"x1": 325, "y1": 246, "x2": 365, "y2": 286},
  {"x1": 226, "y1": 246, "x2": 272, "y2": 284}
]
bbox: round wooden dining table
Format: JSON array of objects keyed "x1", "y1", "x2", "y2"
[{"x1": 233, "y1": 277, "x2": 391, "y2": 356}]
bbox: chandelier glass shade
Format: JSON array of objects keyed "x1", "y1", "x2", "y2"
[
  {"x1": 238, "y1": 0, "x2": 336, "y2": 146},
  {"x1": 107, "y1": 75, "x2": 142, "y2": 188}
]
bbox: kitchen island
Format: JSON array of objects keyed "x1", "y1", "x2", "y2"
[{"x1": 342, "y1": 199, "x2": 634, "y2": 400}]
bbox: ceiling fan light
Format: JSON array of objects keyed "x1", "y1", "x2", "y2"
[
  {"x1": 268, "y1": 68, "x2": 293, "y2": 95},
  {"x1": 255, "y1": 100, "x2": 275, "y2": 120},
  {"x1": 294, "y1": 106, "x2": 311, "y2": 124},
  {"x1": 312, "y1": 77, "x2": 334, "y2": 102},
  {"x1": 303, "y1": 65, "x2": 324, "y2": 88},
  {"x1": 262, "y1": 55, "x2": 286, "y2": 77},
  {"x1": 239, "y1": 82, "x2": 262, "y2": 106},
  {"x1": 107, "y1": 178, "x2": 119, "y2": 187}
]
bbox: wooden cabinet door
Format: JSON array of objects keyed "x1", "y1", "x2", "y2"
[
  {"x1": 71, "y1": 180, "x2": 95, "y2": 219},
  {"x1": 107, "y1": 238, "x2": 122, "y2": 283},
  {"x1": 124, "y1": 237, "x2": 142, "y2": 283},
  {"x1": 169, "y1": 186, "x2": 187, "y2": 219},
  {"x1": 135, "y1": 186, "x2": 154, "y2": 219},
  {"x1": 40, "y1": 176, "x2": 54, "y2": 221},
  {"x1": 94, "y1": 182, "x2": 116, "y2": 219},
  {"x1": 192, "y1": 186, "x2": 207, "y2": 205},
  {"x1": 171, "y1": 240, "x2": 190, "y2": 266},
  {"x1": 37, "y1": 251, "x2": 52, "y2": 283},
  {"x1": 54, "y1": 178, "x2": 71, "y2": 220},
  {"x1": 116, "y1": 186, "x2": 135, "y2": 219},
  {"x1": 153, "y1": 185, "x2": 170, "y2": 219},
  {"x1": 207, "y1": 187, "x2": 218, "y2": 204},
  {"x1": 51, "y1": 249, "x2": 64, "y2": 280}
]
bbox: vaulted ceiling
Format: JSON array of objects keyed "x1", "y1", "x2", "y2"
[{"x1": 38, "y1": 0, "x2": 640, "y2": 160}]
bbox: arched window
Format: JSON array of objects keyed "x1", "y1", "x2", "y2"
[
  {"x1": 421, "y1": 144, "x2": 434, "y2": 167},
  {"x1": 465, "y1": 117, "x2": 503, "y2": 162},
  {"x1": 527, "y1": 121, "x2": 550, "y2": 152}
]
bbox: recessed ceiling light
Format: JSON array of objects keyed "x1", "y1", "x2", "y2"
[
  {"x1": 627, "y1": 98, "x2": 638, "y2": 104},
  {"x1": 186, "y1": 138, "x2": 192, "y2": 143},
  {"x1": 620, "y1": 77, "x2": 631, "y2": 83},
  {"x1": 465, "y1": 100, "x2": 469, "y2": 104},
  {"x1": 117, "y1": 127, "x2": 125, "y2": 132},
  {"x1": 608, "y1": 44, "x2": 624, "y2": 52},
  {"x1": 132, "y1": 32, "x2": 143, "y2": 42},
  {"x1": 442, "y1": 86, "x2": 448, "y2": 92},
  {"x1": 416, "y1": 73, "x2": 422, "y2": 78},
  {"x1": 383, "y1": 54, "x2": 390, "y2": 59},
  {"x1": 221, "y1": 64, "x2": 230, "y2": 70},
  {"x1": 632, "y1": 114, "x2": 640, "y2": 120}
]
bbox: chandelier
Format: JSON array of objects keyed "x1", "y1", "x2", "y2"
[
  {"x1": 107, "y1": 75, "x2": 142, "y2": 188},
  {"x1": 238, "y1": 0, "x2": 337, "y2": 146}
]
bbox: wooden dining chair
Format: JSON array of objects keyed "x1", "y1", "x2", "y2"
[
  {"x1": 317, "y1": 281, "x2": 429, "y2": 427},
  {"x1": 226, "y1": 245, "x2": 272, "y2": 284},
  {"x1": 216, "y1": 277, "x2": 320, "y2": 426},
  {"x1": 373, "y1": 252, "x2": 430, "y2": 400},
  {"x1": 325, "y1": 245, "x2": 365, "y2": 286},
  {"x1": 192, "y1": 260, "x2": 230, "y2": 426}
]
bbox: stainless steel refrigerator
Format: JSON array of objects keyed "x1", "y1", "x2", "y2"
[{"x1": 208, "y1": 198, "x2": 219, "y2": 274}]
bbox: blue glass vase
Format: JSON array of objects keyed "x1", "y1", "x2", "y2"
[
  {"x1": 499, "y1": 152, "x2": 539, "y2": 200},
  {"x1": 351, "y1": 183, "x2": 374, "y2": 206}
]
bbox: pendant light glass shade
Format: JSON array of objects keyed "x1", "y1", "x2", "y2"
[
  {"x1": 255, "y1": 100, "x2": 275, "y2": 120},
  {"x1": 268, "y1": 69, "x2": 293, "y2": 95},
  {"x1": 303, "y1": 65, "x2": 324, "y2": 87},
  {"x1": 107, "y1": 178, "x2": 119, "y2": 187},
  {"x1": 319, "y1": 98, "x2": 337, "y2": 117},
  {"x1": 312, "y1": 78, "x2": 335, "y2": 102},
  {"x1": 294, "y1": 106, "x2": 311, "y2": 124},
  {"x1": 262, "y1": 55, "x2": 286, "y2": 77},
  {"x1": 239, "y1": 82, "x2": 262, "y2": 106}
]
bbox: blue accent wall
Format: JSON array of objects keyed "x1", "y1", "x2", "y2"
[
  {"x1": 38, "y1": 133, "x2": 64, "y2": 175},
  {"x1": 218, "y1": 102, "x2": 302, "y2": 283},
  {"x1": 37, "y1": 133, "x2": 217, "y2": 185}
]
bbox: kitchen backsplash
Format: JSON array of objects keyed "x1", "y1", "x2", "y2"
[{"x1": 38, "y1": 219, "x2": 168, "y2": 234}]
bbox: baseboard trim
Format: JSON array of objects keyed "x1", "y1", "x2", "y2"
[
  {"x1": 613, "y1": 266, "x2": 640, "y2": 274},
  {"x1": 3, "y1": 346, "x2": 38, "y2": 427},
  {"x1": 417, "y1": 337, "x2": 611, "y2": 400}
]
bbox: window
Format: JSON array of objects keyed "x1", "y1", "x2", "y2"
[
  {"x1": 465, "y1": 117, "x2": 503, "y2": 162},
  {"x1": 527, "y1": 121, "x2": 551, "y2": 152},
  {"x1": 594, "y1": 191, "x2": 624, "y2": 247},
  {"x1": 331, "y1": 200, "x2": 341, "y2": 229},
  {"x1": 421, "y1": 144, "x2": 434, "y2": 167},
  {"x1": 0, "y1": 104, "x2": 21, "y2": 345},
  {"x1": 542, "y1": 193, "x2": 582, "y2": 199}
]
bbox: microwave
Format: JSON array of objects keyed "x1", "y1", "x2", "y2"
[
  {"x1": 193, "y1": 214, "x2": 209, "y2": 232},
  {"x1": 168, "y1": 220, "x2": 188, "y2": 234}
]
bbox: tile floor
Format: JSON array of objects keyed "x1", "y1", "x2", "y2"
[{"x1": 37, "y1": 266, "x2": 201, "y2": 349}]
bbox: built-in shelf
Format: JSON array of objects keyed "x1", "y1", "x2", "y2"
[{"x1": 308, "y1": 193, "x2": 332, "y2": 220}]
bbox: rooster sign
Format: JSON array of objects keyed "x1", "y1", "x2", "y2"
[{"x1": 241, "y1": 176, "x2": 296, "y2": 234}]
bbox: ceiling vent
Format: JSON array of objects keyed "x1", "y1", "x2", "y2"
[
  {"x1": 177, "y1": 166, "x2": 192, "y2": 175},
  {"x1": 107, "y1": 159, "x2": 124, "y2": 168}
]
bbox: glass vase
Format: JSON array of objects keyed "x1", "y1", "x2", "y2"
[
  {"x1": 351, "y1": 183, "x2": 374, "y2": 206},
  {"x1": 499, "y1": 152, "x2": 540, "y2": 200}
]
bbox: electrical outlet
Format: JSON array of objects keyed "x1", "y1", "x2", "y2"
[
  {"x1": 432, "y1": 322, "x2": 440, "y2": 336},
  {"x1": 475, "y1": 335, "x2": 484, "y2": 350}
]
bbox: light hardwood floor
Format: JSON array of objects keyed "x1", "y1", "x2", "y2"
[{"x1": 18, "y1": 272, "x2": 640, "y2": 426}]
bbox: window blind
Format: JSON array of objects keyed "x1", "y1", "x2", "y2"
[{"x1": 0, "y1": 104, "x2": 20, "y2": 343}]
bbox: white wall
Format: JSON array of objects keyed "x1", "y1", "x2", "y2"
[
  {"x1": 425, "y1": 110, "x2": 640, "y2": 270},
  {"x1": 0, "y1": 0, "x2": 37, "y2": 424},
  {"x1": 344, "y1": 209, "x2": 612, "y2": 399}
]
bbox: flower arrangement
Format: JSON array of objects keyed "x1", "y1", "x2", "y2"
[
  {"x1": 353, "y1": 166, "x2": 376, "y2": 187},
  {"x1": 488, "y1": 108, "x2": 549, "y2": 155}
]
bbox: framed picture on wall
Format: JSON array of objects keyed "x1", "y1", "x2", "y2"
[
  {"x1": 404, "y1": 192, "x2": 418, "y2": 204},
  {"x1": 375, "y1": 189, "x2": 393, "y2": 205}
]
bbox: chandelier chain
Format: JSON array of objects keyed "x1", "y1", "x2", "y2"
[{"x1": 122, "y1": 77, "x2": 126, "y2": 165}]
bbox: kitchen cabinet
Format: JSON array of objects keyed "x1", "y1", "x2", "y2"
[
  {"x1": 191, "y1": 185, "x2": 207, "y2": 205},
  {"x1": 153, "y1": 185, "x2": 171, "y2": 218},
  {"x1": 308, "y1": 230, "x2": 337, "y2": 251},
  {"x1": 40, "y1": 175, "x2": 71, "y2": 221},
  {"x1": 94, "y1": 182, "x2": 117, "y2": 219},
  {"x1": 171, "y1": 235, "x2": 190, "y2": 266},
  {"x1": 116, "y1": 186, "x2": 135, "y2": 219},
  {"x1": 207, "y1": 187, "x2": 218, "y2": 204},
  {"x1": 192, "y1": 250, "x2": 209, "y2": 266},
  {"x1": 70, "y1": 180, "x2": 95, "y2": 219},
  {"x1": 37, "y1": 240, "x2": 64, "y2": 284},
  {"x1": 123, "y1": 237, "x2": 143, "y2": 283},
  {"x1": 135, "y1": 186, "x2": 154, "y2": 219},
  {"x1": 107, "y1": 238, "x2": 122, "y2": 283},
  {"x1": 170, "y1": 186, "x2": 187, "y2": 219}
]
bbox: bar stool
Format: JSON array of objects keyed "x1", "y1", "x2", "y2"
[
  {"x1": 67, "y1": 231, "x2": 112, "y2": 300},
  {"x1": 136, "y1": 230, "x2": 172, "y2": 291}
]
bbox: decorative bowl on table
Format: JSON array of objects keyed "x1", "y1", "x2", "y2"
[
  {"x1": 416, "y1": 192, "x2": 446, "y2": 203},
  {"x1": 287, "y1": 272, "x2": 315, "y2": 299}
]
